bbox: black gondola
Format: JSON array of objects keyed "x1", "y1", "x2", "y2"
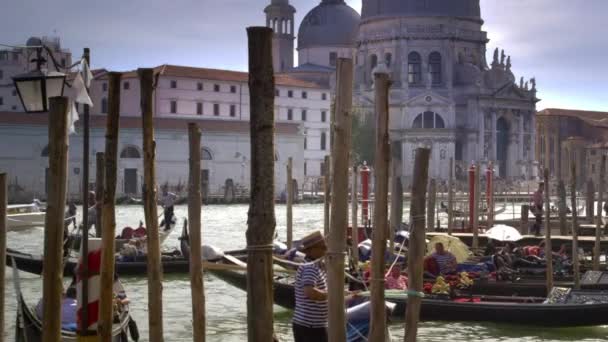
[{"x1": 208, "y1": 266, "x2": 608, "y2": 327}]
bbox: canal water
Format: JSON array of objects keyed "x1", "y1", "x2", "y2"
[{"x1": 4, "y1": 204, "x2": 608, "y2": 341}]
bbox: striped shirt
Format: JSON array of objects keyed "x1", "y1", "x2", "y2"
[
  {"x1": 293, "y1": 260, "x2": 327, "y2": 328},
  {"x1": 432, "y1": 252, "x2": 457, "y2": 275}
]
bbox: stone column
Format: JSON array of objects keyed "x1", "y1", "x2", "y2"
[
  {"x1": 491, "y1": 110, "x2": 498, "y2": 161},
  {"x1": 531, "y1": 112, "x2": 536, "y2": 162},
  {"x1": 519, "y1": 112, "x2": 525, "y2": 162},
  {"x1": 479, "y1": 109, "x2": 485, "y2": 162}
]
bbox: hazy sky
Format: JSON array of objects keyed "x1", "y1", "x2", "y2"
[{"x1": 1, "y1": 0, "x2": 606, "y2": 111}]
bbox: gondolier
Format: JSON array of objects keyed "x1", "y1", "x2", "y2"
[
  {"x1": 161, "y1": 187, "x2": 177, "y2": 231},
  {"x1": 531, "y1": 182, "x2": 544, "y2": 236}
]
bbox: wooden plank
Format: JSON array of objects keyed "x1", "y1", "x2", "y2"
[
  {"x1": 327, "y1": 58, "x2": 353, "y2": 342},
  {"x1": 43, "y1": 97, "x2": 69, "y2": 342}
]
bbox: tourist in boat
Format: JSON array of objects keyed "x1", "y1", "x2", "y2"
[
  {"x1": 531, "y1": 182, "x2": 544, "y2": 236},
  {"x1": 36, "y1": 279, "x2": 78, "y2": 331},
  {"x1": 160, "y1": 187, "x2": 177, "y2": 231},
  {"x1": 431, "y1": 242, "x2": 457, "y2": 275},
  {"x1": 385, "y1": 265, "x2": 407, "y2": 290}
]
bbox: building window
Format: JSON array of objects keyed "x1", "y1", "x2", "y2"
[
  {"x1": 230, "y1": 104, "x2": 236, "y2": 117},
  {"x1": 101, "y1": 98, "x2": 108, "y2": 114},
  {"x1": 370, "y1": 54, "x2": 378, "y2": 72},
  {"x1": 171, "y1": 80, "x2": 177, "y2": 89},
  {"x1": 321, "y1": 111, "x2": 327, "y2": 123},
  {"x1": 197, "y1": 82, "x2": 203, "y2": 91},
  {"x1": 302, "y1": 91, "x2": 307, "y2": 99},
  {"x1": 320, "y1": 161, "x2": 325, "y2": 176},
  {"x1": 329, "y1": 52, "x2": 337, "y2": 67},
  {"x1": 120, "y1": 146, "x2": 141, "y2": 158},
  {"x1": 320, "y1": 132, "x2": 327, "y2": 150},
  {"x1": 102, "y1": 83, "x2": 107, "y2": 92},
  {"x1": 230, "y1": 85, "x2": 237, "y2": 93},
  {"x1": 408, "y1": 52, "x2": 422, "y2": 84},
  {"x1": 322, "y1": 93, "x2": 327, "y2": 100},
  {"x1": 170, "y1": 101, "x2": 177, "y2": 114},
  {"x1": 412, "y1": 111, "x2": 445, "y2": 129},
  {"x1": 304, "y1": 162, "x2": 307, "y2": 176},
  {"x1": 197, "y1": 102, "x2": 203, "y2": 115},
  {"x1": 429, "y1": 52, "x2": 442, "y2": 84},
  {"x1": 0, "y1": 69, "x2": 3, "y2": 79},
  {"x1": 288, "y1": 90, "x2": 293, "y2": 98},
  {"x1": 385, "y1": 53, "x2": 392, "y2": 68},
  {"x1": 201, "y1": 148, "x2": 213, "y2": 160},
  {"x1": 214, "y1": 84, "x2": 220, "y2": 92},
  {"x1": 12, "y1": 90, "x2": 17, "y2": 96},
  {"x1": 123, "y1": 81, "x2": 130, "y2": 90},
  {"x1": 275, "y1": 89, "x2": 280, "y2": 97},
  {"x1": 41, "y1": 145, "x2": 49, "y2": 157},
  {"x1": 287, "y1": 109, "x2": 293, "y2": 120},
  {"x1": 302, "y1": 110, "x2": 307, "y2": 121},
  {"x1": 214, "y1": 103, "x2": 220, "y2": 116},
  {"x1": 0, "y1": 97, "x2": 3, "y2": 106},
  {"x1": 61, "y1": 58, "x2": 66, "y2": 67},
  {"x1": 304, "y1": 137, "x2": 307, "y2": 149}
]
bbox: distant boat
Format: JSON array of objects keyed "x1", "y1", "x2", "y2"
[{"x1": 7, "y1": 202, "x2": 46, "y2": 231}]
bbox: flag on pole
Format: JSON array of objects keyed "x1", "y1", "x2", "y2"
[{"x1": 68, "y1": 100, "x2": 79, "y2": 135}]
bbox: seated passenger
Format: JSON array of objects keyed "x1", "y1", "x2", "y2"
[
  {"x1": 385, "y1": 266, "x2": 408, "y2": 290},
  {"x1": 431, "y1": 242, "x2": 457, "y2": 275}
]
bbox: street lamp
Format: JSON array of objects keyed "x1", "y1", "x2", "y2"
[{"x1": 12, "y1": 48, "x2": 66, "y2": 113}]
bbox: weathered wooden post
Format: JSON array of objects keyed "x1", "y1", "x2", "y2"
[
  {"x1": 586, "y1": 179, "x2": 595, "y2": 223},
  {"x1": 447, "y1": 158, "x2": 454, "y2": 235},
  {"x1": 286, "y1": 157, "x2": 293, "y2": 249},
  {"x1": 95, "y1": 152, "x2": 104, "y2": 238},
  {"x1": 327, "y1": 58, "x2": 353, "y2": 342},
  {"x1": 521, "y1": 205, "x2": 529, "y2": 234},
  {"x1": 99, "y1": 72, "x2": 121, "y2": 341},
  {"x1": 404, "y1": 148, "x2": 431, "y2": 342},
  {"x1": 390, "y1": 143, "x2": 403, "y2": 250},
  {"x1": 42, "y1": 96, "x2": 70, "y2": 342},
  {"x1": 558, "y1": 180, "x2": 567, "y2": 236},
  {"x1": 324, "y1": 155, "x2": 331, "y2": 236},
  {"x1": 571, "y1": 162, "x2": 580, "y2": 290},
  {"x1": 139, "y1": 68, "x2": 164, "y2": 341},
  {"x1": 427, "y1": 179, "x2": 436, "y2": 232},
  {"x1": 473, "y1": 162, "x2": 481, "y2": 249},
  {"x1": 594, "y1": 155, "x2": 606, "y2": 271},
  {"x1": 246, "y1": 27, "x2": 276, "y2": 342},
  {"x1": 188, "y1": 123, "x2": 206, "y2": 342},
  {"x1": 544, "y1": 168, "x2": 554, "y2": 292},
  {"x1": 369, "y1": 65, "x2": 390, "y2": 342},
  {"x1": 351, "y1": 164, "x2": 359, "y2": 264},
  {"x1": 486, "y1": 162, "x2": 495, "y2": 228},
  {"x1": 0, "y1": 173, "x2": 6, "y2": 339}
]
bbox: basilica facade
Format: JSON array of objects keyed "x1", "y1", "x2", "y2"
[{"x1": 265, "y1": 0, "x2": 539, "y2": 183}]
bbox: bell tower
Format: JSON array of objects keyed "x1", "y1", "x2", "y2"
[{"x1": 264, "y1": 0, "x2": 295, "y2": 72}]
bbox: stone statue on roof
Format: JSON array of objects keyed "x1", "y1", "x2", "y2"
[{"x1": 500, "y1": 50, "x2": 506, "y2": 67}]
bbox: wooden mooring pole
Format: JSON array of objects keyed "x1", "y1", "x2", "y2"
[
  {"x1": 139, "y1": 68, "x2": 164, "y2": 341},
  {"x1": 544, "y1": 168, "x2": 554, "y2": 291},
  {"x1": 327, "y1": 57, "x2": 353, "y2": 342},
  {"x1": 0, "y1": 173, "x2": 7, "y2": 339},
  {"x1": 324, "y1": 155, "x2": 331, "y2": 236},
  {"x1": 427, "y1": 179, "x2": 436, "y2": 232},
  {"x1": 245, "y1": 27, "x2": 276, "y2": 342},
  {"x1": 99, "y1": 72, "x2": 121, "y2": 341},
  {"x1": 473, "y1": 162, "x2": 480, "y2": 249},
  {"x1": 188, "y1": 123, "x2": 206, "y2": 341},
  {"x1": 404, "y1": 148, "x2": 431, "y2": 342},
  {"x1": 95, "y1": 152, "x2": 104, "y2": 238},
  {"x1": 594, "y1": 155, "x2": 605, "y2": 271},
  {"x1": 390, "y1": 143, "x2": 403, "y2": 251},
  {"x1": 521, "y1": 205, "x2": 529, "y2": 234},
  {"x1": 369, "y1": 66, "x2": 389, "y2": 342},
  {"x1": 558, "y1": 180, "x2": 568, "y2": 236},
  {"x1": 286, "y1": 157, "x2": 293, "y2": 249},
  {"x1": 586, "y1": 179, "x2": 594, "y2": 224},
  {"x1": 447, "y1": 158, "x2": 454, "y2": 235},
  {"x1": 42, "y1": 96, "x2": 70, "y2": 342},
  {"x1": 351, "y1": 164, "x2": 359, "y2": 265},
  {"x1": 571, "y1": 162, "x2": 580, "y2": 290}
]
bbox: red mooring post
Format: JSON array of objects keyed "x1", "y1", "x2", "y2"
[
  {"x1": 486, "y1": 162, "x2": 494, "y2": 228},
  {"x1": 468, "y1": 163, "x2": 476, "y2": 230},
  {"x1": 361, "y1": 162, "x2": 371, "y2": 224}
]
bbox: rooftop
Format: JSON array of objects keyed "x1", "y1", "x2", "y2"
[{"x1": 537, "y1": 108, "x2": 608, "y2": 128}]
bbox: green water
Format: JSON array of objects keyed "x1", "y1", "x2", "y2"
[{"x1": 5, "y1": 204, "x2": 608, "y2": 341}]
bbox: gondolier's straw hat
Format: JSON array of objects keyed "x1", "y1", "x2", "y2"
[{"x1": 298, "y1": 230, "x2": 326, "y2": 251}]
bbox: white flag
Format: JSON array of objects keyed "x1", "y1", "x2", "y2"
[
  {"x1": 68, "y1": 100, "x2": 80, "y2": 135},
  {"x1": 71, "y1": 73, "x2": 93, "y2": 107}
]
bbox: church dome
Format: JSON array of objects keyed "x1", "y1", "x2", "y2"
[
  {"x1": 361, "y1": 0, "x2": 480, "y2": 21},
  {"x1": 298, "y1": 0, "x2": 361, "y2": 49},
  {"x1": 26, "y1": 37, "x2": 42, "y2": 47}
]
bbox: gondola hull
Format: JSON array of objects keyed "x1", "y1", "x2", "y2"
[{"x1": 208, "y1": 267, "x2": 608, "y2": 327}]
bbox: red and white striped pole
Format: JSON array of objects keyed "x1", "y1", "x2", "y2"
[
  {"x1": 360, "y1": 162, "x2": 371, "y2": 224},
  {"x1": 77, "y1": 238, "x2": 102, "y2": 335}
]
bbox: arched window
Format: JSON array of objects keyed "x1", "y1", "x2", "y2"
[
  {"x1": 101, "y1": 98, "x2": 108, "y2": 114},
  {"x1": 412, "y1": 112, "x2": 446, "y2": 129},
  {"x1": 408, "y1": 52, "x2": 422, "y2": 84},
  {"x1": 429, "y1": 52, "x2": 442, "y2": 84},
  {"x1": 385, "y1": 53, "x2": 392, "y2": 68},
  {"x1": 320, "y1": 132, "x2": 327, "y2": 151},
  {"x1": 120, "y1": 146, "x2": 141, "y2": 158},
  {"x1": 41, "y1": 145, "x2": 49, "y2": 157},
  {"x1": 201, "y1": 148, "x2": 212, "y2": 160},
  {"x1": 370, "y1": 54, "x2": 378, "y2": 72}
]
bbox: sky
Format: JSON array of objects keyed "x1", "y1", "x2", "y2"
[{"x1": 1, "y1": 0, "x2": 606, "y2": 111}]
